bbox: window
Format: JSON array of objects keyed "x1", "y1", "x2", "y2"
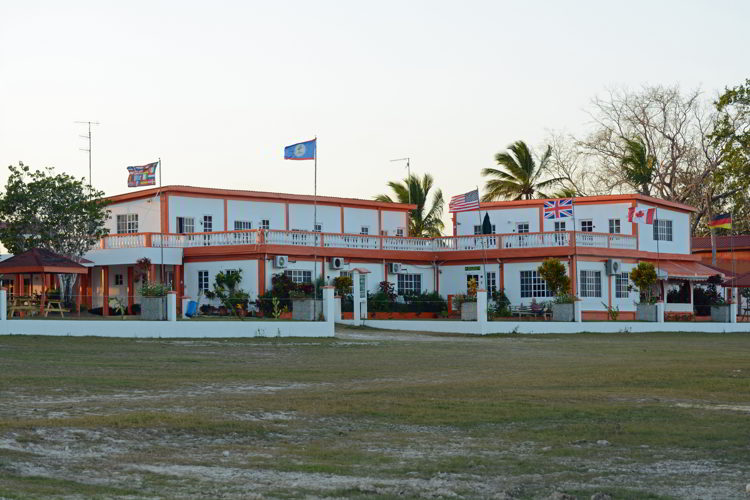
[
  {"x1": 260, "y1": 219, "x2": 270, "y2": 230},
  {"x1": 520, "y1": 270, "x2": 553, "y2": 298},
  {"x1": 554, "y1": 221, "x2": 566, "y2": 231},
  {"x1": 234, "y1": 220, "x2": 252, "y2": 231},
  {"x1": 579, "y1": 270, "x2": 602, "y2": 297},
  {"x1": 116, "y1": 214, "x2": 138, "y2": 234},
  {"x1": 314, "y1": 223, "x2": 322, "y2": 233},
  {"x1": 615, "y1": 272, "x2": 629, "y2": 298},
  {"x1": 396, "y1": 228, "x2": 404, "y2": 237},
  {"x1": 580, "y1": 220, "x2": 593, "y2": 232},
  {"x1": 359, "y1": 274, "x2": 367, "y2": 298},
  {"x1": 466, "y1": 274, "x2": 480, "y2": 291},
  {"x1": 609, "y1": 219, "x2": 621, "y2": 234},
  {"x1": 203, "y1": 215, "x2": 213, "y2": 246},
  {"x1": 474, "y1": 225, "x2": 496, "y2": 234},
  {"x1": 114, "y1": 274, "x2": 123, "y2": 285},
  {"x1": 285, "y1": 269, "x2": 312, "y2": 284},
  {"x1": 339, "y1": 270, "x2": 352, "y2": 279},
  {"x1": 198, "y1": 271, "x2": 209, "y2": 293},
  {"x1": 486, "y1": 272, "x2": 497, "y2": 293},
  {"x1": 653, "y1": 219, "x2": 673, "y2": 241},
  {"x1": 360, "y1": 226, "x2": 369, "y2": 235},
  {"x1": 516, "y1": 222, "x2": 529, "y2": 233},
  {"x1": 397, "y1": 273, "x2": 422, "y2": 295},
  {"x1": 176, "y1": 216, "x2": 195, "y2": 234}
]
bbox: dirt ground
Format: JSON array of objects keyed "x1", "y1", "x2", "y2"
[{"x1": 1, "y1": 329, "x2": 749, "y2": 499}]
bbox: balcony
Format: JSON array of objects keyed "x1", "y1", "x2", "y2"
[{"x1": 99, "y1": 229, "x2": 637, "y2": 254}]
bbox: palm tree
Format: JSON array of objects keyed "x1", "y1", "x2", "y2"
[
  {"x1": 620, "y1": 137, "x2": 655, "y2": 195},
  {"x1": 375, "y1": 173, "x2": 444, "y2": 237},
  {"x1": 481, "y1": 141, "x2": 564, "y2": 201}
]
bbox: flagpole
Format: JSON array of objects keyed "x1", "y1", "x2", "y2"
[
  {"x1": 159, "y1": 158, "x2": 164, "y2": 286},
  {"x1": 572, "y1": 198, "x2": 578, "y2": 297},
  {"x1": 475, "y1": 187, "x2": 488, "y2": 304},
  {"x1": 313, "y1": 137, "x2": 318, "y2": 321}
]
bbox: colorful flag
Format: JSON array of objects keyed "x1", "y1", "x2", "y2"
[
  {"x1": 284, "y1": 139, "x2": 316, "y2": 160},
  {"x1": 708, "y1": 213, "x2": 732, "y2": 229},
  {"x1": 543, "y1": 198, "x2": 573, "y2": 219},
  {"x1": 127, "y1": 162, "x2": 158, "y2": 187},
  {"x1": 449, "y1": 189, "x2": 480, "y2": 213},
  {"x1": 627, "y1": 206, "x2": 655, "y2": 224}
]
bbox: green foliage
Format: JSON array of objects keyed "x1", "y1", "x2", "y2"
[
  {"x1": 134, "y1": 257, "x2": 151, "y2": 283},
  {"x1": 537, "y1": 258, "x2": 571, "y2": 298},
  {"x1": 481, "y1": 141, "x2": 564, "y2": 201},
  {"x1": 203, "y1": 270, "x2": 249, "y2": 319},
  {"x1": 620, "y1": 137, "x2": 656, "y2": 195},
  {"x1": 374, "y1": 173, "x2": 445, "y2": 237},
  {"x1": 491, "y1": 289, "x2": 512, "y2": 317},
  {"x1": 368, "y1": 290, "x2": 447, "y2": 313},
  {"x1": 140, "y1": 280, "x2": 169, "y2": 298},
  {"x1": 0, "y1": 163, "x2": 110, "y2": 257},
  {"x1": 629, "y1": 262, "x2": 658, "y2": 304},
  {"x1": 332, "y1": 275, "x2": 353, "y2": 296},
  {"x1": 109, "y1": 297, "x2": 127, "y2": 319},
  {"x1": 601, "y1": 302, "x2": 620, "y2": 321}
]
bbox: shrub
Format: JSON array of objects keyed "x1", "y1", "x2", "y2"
[
  {"x1": 141, "y1": 280, "x2": 169, "y2": 297},
  {"x1": 630, "y1": 262, "x2": 658, "y2": 304},
  {"x1": 537, "y1": 258, "x2": 571, "y2": 302},
  {"x1": 203, "y1": 270, "x2": 249, "y2": 319},
  {"x1": 332, "y1": 275, "x2": 353, "y2": 296}
]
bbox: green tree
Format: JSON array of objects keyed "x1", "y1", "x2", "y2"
[
  {"x1": 537, "y1": 258, "x2": 571, "y2": 298},
  {"x1": 630, "y1": 262, "x2": 658, "y2": 304},
  {"x1": 620, "y1": 137, "x2": 656, "y2": 195},
  {"x1": 374, "y1": 173, "x2": 444, "y2": 237},
  {"x1": 0, "y1": 163, "x2": 110, "y2": 257},
  {"x1": 481, "y1": 140, "x2": 563, "y2": 201}
]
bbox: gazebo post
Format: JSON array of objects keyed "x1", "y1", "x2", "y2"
[
  {"x1": 75, "y1": 274, "x2": 82, "y2": 316},
  {"x1": 15, "y1": 273, "x2": 21, "y2": 298},
  {"x1": 102, "y1": 266, "x2": 110, "y2": 317},
  {"x1": 40, "y1": 272, "x2": 47, "y2": 316}
]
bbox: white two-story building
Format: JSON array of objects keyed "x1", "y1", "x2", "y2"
[{"x1": 80, "y1": 186, "x2": 716, "y2": 320}]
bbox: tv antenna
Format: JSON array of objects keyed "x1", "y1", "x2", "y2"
[
  {"x1": 75, "y1": 121, "x2": 100, "y2": 188},
  {"x1": 390, "y1": 157, "x2": 411, "y2": 204}
]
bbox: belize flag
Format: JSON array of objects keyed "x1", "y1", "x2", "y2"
[{"x1": 284, "y1": 139, "x2": 316, "y2": 160}]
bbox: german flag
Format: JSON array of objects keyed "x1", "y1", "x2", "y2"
[{"x1": 709, "y1": 213, "x2": 732, "y2": 229}]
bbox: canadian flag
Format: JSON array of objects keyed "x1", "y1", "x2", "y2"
[{"x1": 627, "y1": 207, "x2": 655, "y2": 224}]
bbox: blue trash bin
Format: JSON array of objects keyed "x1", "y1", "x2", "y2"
[{"x1": 186, "y1": 300, "x2": 198, "y2": 317}]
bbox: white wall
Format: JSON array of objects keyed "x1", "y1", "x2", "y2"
[
  {"x1": 438, "y1": 263, "x2": 501, "y2": 297},
  {"x1": 635, "y1": 204, "x2": 691, "y2": 254},
  {"x1": 107, "y1": 197, "x2": 162, "y2": 234},
  {"x1": 553, "y1": 202, "x2": 632, "y2": 235},
  {"x1": 381, "y1": 210, "x2": 407, "y2": 236},
  {"x1": 184, "y1": 259, "x2": 258, "y2": 302},
  {"x1": 575, "y1": 260, "x2": 609, "y2": 312},
  {"x1": 385, "y1": 263, "x2": 436, "y2": 294},
  {"x1": 344, "y1": 207, "x2": 379, "y2": 235},
  {"x1": 169, "y1": 195, "x2": 224, "y2": 233},
  {"x1": 288, "y1": 203, "x2": 340, "y2": 233},
  {"x1": 227, "y1": 200, "x2": 284, "y2": 231},
  {"x1": 457, "y1": 207, "x2": 540, "y2": 235}
]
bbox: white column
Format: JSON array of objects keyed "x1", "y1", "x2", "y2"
[
  {"x1": 656, "y1": 301, "x2": 665, "y2": 323},
  {"x1": 167, "y1": 291, "x2": 177, "y2": 322},
  {"x1": 323, "y1": 286, "x2": 334, "y2": 322},
  {"x1": 477, "y1": 289, "x2": 488, "y2": 334},
  {"x1": 573, "y1": 300, "x2": 582, "y2": 322},
  {"x1": 353, "y1": 270, "x2": 361, "y2": 325},
  {"x1": 0, "y1": 288, "x2": 6, "y2": 321},
  {"x1": 730, "y1": 288, "x2": 738, "y2": 323}
]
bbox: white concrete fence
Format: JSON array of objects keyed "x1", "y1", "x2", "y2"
[{"x1": 0, "y1": 287, "x2": 336, "y2": 338}]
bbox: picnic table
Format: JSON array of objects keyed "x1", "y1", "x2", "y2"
[{"x1": 8, "y1": 296, "x2": 69, "y2": 318}]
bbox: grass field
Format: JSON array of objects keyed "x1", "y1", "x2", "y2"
[{"x1": 1, "y1": 329, "x2": 749, "y2": 499}]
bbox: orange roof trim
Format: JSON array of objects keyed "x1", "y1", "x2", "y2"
[
  {"x1": 105, "y1": 185, "x2": 417, "y2": 211},
  {"x1": 478, "y1": 194, "x2": 696, "y2": 213}
]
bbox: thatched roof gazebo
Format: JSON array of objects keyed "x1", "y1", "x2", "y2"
[{"x1": 0, "y1": 248, "x2": 89, "y2": 316}]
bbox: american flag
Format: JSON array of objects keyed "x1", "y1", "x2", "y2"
[
  {"x1": 543, "y1": 198, "x2": 573, "y2": 219},
  {"x1": 449, "y1": 189, "x2": 480, "y2": 213}
]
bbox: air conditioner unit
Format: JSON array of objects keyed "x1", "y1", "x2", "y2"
[
  {"x1": 388, "y1": 262, "x2": 403, "y2": 274},
  {"x1": 273, "y1": 255, "x2": 288, "y2": 269},
  {"x1": 605, "y1": 259, "x2": 622, "y2": 275},
  {"x1": 330, "y1": 257, "x2": 344, "y2": 270}
]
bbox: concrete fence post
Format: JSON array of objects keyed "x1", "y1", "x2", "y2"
[
  {"x1": 477, "y1": 289, "x2": 488, "y2": 334},
  {"x1": 573, "y1": 300, "x2": 582, "y2": 322},
  {"x1": 353, "y1": 271, "x2": 361, "y2": 326},
  {"x1": 730, "y1": 297, "x2": 738, "y2": 324},
  {"x1": 656, "y1": 301, "x2": 665, "y2": 323},
  {"x1": 0, "y1": 288, "x2": 6, "y2": 321},
  {"x1": 322, "y1": 286, "x2": 334, "y2": 323},
  {"x1": 167, "y1": 291, "x2": 177, "y2": 322}
]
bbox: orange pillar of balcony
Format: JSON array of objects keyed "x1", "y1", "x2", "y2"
[
  {"x1": 127, "y1": 266, "x2": 134, "y2": 315},
  {"x1": 75, "y1": 274, "x2": 82, "y2": 316},
  {"x1": 102, "y1": 266, "x2": 110, "y2": 316},
  {"x1": 174, "y1": 264, "x2": 183, "y2": 314}
]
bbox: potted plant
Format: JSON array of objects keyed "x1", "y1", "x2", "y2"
[
  {"x1": 537, "y1": 258, "x2": 575, "y2": 321},
  {"x1": 203, "y1": 270, "x2": 250, "y2": 320},
  {"x1": 702, "y1": 275, "x2": 732, "y2": 322},
  {"x1": 140, "y1": 280, "x2": 169, "y2": 320},
  {"x1": 630, "y1": 262, "x2": 659, "y2": 321}
]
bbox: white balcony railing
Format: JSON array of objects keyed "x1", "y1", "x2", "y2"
[{"x1": 99, "y1": 230, "x2": 638, "y2": 253}]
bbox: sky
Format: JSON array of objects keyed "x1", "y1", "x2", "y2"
[{"x1": 1, "y1": 0, "x2": 748, "y2": 231}]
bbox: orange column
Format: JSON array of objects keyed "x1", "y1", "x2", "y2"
[
  {"x1": 75, "y1": 274, "x2": 81, "y2": 315},
  {"x1": 149, "y1": 264, "x2": 156, "y2": 283},
  {"x1": 102, "y1": 266, "x2": 110, "y2": 316},
  {"x1": 570, "y1": 257, "x2": 577, "y2": 297},
  {"x1": 86, "y1": 268, "x2": 93, "y2": 308},
  {"x1": 39, "y1": 274, "x2": 47, "y2": 315},
  {"x1": 127, "y1": 266, "x2": 134, "y2": 315},
  {"x1": 174, "y1": 264, "x2": 183, "y2": 314},
  {"x1": 258, "y1": 258, "x2": 266, "y2": 295}
]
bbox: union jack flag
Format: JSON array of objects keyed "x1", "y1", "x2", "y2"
[{"x1": 543, "y1": 198, "x2": 573, "y2": 219}]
